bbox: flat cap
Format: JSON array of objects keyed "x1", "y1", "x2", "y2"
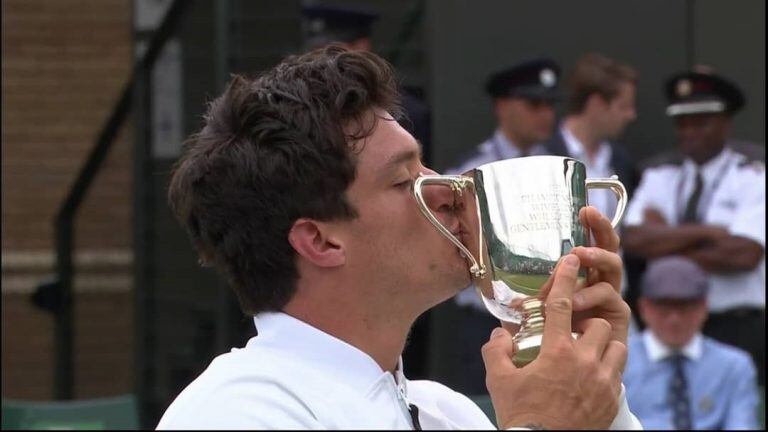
[
  {"x1": 664, "y1": 66, "x2": 745, "y2": 116},
  {"x1": 641, "y1": 256, "x2": 709, "y2": 300},
  {"x1": 485, "y1": 58, "x2": 561, "y2": 101}
]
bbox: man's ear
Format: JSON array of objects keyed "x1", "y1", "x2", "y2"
[
  {"x1": 585, "y1": 92, "x2": 607, "y2": 113},
  {"x1": 288, "y1": 218, "x2": 345, "y2": 268}
]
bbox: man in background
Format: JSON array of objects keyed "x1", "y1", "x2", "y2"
[
  {"x1": 545, "y1": 52, "x2": 638, "y2": 220},
  {"x1": 623, "y1": 67, "x2": 766, "y2": 385},
  {"x1": 545, "y1": 52, "x2": 641, "y2": 331},
  {"x1": 444, "y1": 58, "x2": 561, "y2": 395},
  {"x1": 449, "y1": 58, "x2": 561, "y2": 174},
  {"x1": 624, "y1": 256, "x2": 759, "y2": 429}
]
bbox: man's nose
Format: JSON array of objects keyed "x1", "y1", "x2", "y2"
[
  {"x1": 667, "y1": 309, "x2": 684, "y2": 321},
  {"x1": 423, "y1": 185, "x2": 462, "y2": 237},
  {"x1": 418, "y1": 170, "x2": 462, "y2": 224},
  {"x1": 420, "y1": 178, "x2": 457, "y2": 215},
  {"x1": 677, "y1": 126, "x2": 696, "y2": 140}
]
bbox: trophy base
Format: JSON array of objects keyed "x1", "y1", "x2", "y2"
[
  {"x1": 512, "y1": 332, "x2": 580, "y2": 367},
  {"x1": 512, "y1": 333, "x2": 543, "y2": 367}
]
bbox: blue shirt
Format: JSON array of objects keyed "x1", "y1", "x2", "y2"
[{"x1": 624, "y1": 330, "x2": 759, "y2": 430}]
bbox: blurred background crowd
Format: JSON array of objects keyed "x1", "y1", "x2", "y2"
[{"x1": 2, "y1": 0, "x2": 764, "y2": 429}]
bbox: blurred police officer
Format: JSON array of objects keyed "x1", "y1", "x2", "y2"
[
  {"x1": 301, "y1": 3, "x2": 433, "y2": 380},
  {"x1": 444, "y1": 58, "x2": 561, "y2": 395},
  {"x1": 624, "y1": 256, "x2": 759, "y2": 430},
  {"x1": 448, "y1": 58, "x2": 561, "y2": 175},
  {"x1": 301, "y1": 3, "x2": 431, "y2": 161},
  {"x1": 623, "y1": 66, "x2": 766, "y2": 385}
]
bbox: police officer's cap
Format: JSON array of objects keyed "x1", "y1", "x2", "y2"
[
  {"x1": 664, "y1": 66, "x2": 745, "y2": 117},
  {"x1": 302, "y1": 4, "x2": 379, "y2": 47},
  {"x1": 485, "y1": 58, "x2": 561, "y2": 101}
]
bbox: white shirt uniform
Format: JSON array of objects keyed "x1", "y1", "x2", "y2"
[
  {"x1": 624, "y1": 146, "x2": 766, "y2": 312},
  {"x1": 157, "y1": 312, "x2": 641, "y2": 430},
  {"x1": 448, "y1": 130, "x2": 548, "y2": 310}
]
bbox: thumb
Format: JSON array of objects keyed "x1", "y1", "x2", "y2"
[{"x1": 481, "y1": 327, "x2": 518, "y2": 374}]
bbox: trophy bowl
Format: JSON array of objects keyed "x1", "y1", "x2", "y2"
[{"x1": 414, "y1": 156, "x2": 626, "y2": 366}]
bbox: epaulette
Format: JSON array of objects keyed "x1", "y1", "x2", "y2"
[
  {"x1": 730, "y1": 140, "x2": 766, "y2": 164},
  {"x1": 736, "y1": 157, "x2": 765, "y2": 172}
]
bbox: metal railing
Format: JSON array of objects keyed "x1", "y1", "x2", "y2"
[{"x1": 48, "y1": 0, "x2": 193, "y2": 402}]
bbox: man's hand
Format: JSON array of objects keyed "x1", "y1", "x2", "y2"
[
  {"x1": 570, "y1": 206, "x2": 631, "y2": 345},
  {"x1": 643, "y1": 208, "x2": 668, "y2": 225},
  {"x1": 579, "y1": 206, "x2": 621, "y2": 254},
  {"x1": 483, "y1": 255, "x2": 625, "y2": 430},
  {"x1": 526, "y1": 206, "x2": 631, "y2": 345}
]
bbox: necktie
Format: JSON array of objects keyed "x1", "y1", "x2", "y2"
[
  {"x1": 669, "y1": 354, "x2": 692, "y2": 429},
  {"x1": 408, "y1": 403, "x2": 422, "y2": 430},
  {"x1": 681, "y1": 169, "x2": 703, "y2": 223}
]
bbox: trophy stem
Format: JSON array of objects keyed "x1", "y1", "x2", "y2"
[{"x1": 512, "y1": 298, "x2": 545, "y2": 367}]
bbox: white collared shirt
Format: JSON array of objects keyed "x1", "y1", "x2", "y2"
[
  {"x1": 157, "y1": 312, "x2": 641, "y2": 430},
  {"x1": 642, "y1": 330, "x2": 703, "y2": 363},
  {"x1": 677, "y1": 149, "x2": 735, "y2": 223},
  {"x1": 561, "y1": 125, "x2": 617, "y2": 220},
  {"x1": 624, "y1": 146, "x2": 766, "y2": 312}
]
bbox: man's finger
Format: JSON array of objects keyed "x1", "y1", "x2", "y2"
[
  {"x1": 602, "y1": 340, "x2": 629, "y2": 377},
  {"x1": 500, "y1": 321, "x2": 521, "y2": 335},
  {"x1": 572, "y1": 281, "x2": 626, "y2": 311},
  {"x1": 481, "y1": 327, "x2": 518, "y2": 375},
  {"x1": 541, "y1": 255, "x2": 579, "y2": 349},
  {"x1": 583, "y1": 206, "x2": 620, "y2": 252},
  {"x1": 574, "y1": 318, "x2": 612, "y2": 360},
  {"x1": 570, "y1": 246, "x2": 622, "y2": 275},
  {"x1": 569, "y1": 247, "x2": 622, "y2": 293},
  {"x1": 536, "y1": 256, "x2": 565, "y2": 301}
]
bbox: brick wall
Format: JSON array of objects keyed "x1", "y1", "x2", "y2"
[
  {"x1": 1, "y1": 0, "x2": 134, "y2": 400},
  {"x1": 1, "y1": 291, "x2": 134, "y2": 400},
  {"x1": 2, "y1": 0, "x2": 133, "y2": 251}
]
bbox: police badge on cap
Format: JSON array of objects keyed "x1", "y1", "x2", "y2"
[
  {"x1": 664, "y1": 67, "x2": 746, "y2": 117},
  {"x1": 540, "y1": 68, "x2": 556, "y2": 87},
  {"x1": 485, "y1": 58, "x2": 561, "y2": 101}
]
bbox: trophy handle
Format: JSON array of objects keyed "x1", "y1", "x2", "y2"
[
  {"x1": 585, "y1": 175, "x2": 628, "y2": 228},
  {"x1": 413, "y1": 174, "x2": 487, "y2": 279}
]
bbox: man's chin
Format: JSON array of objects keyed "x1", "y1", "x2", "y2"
[
  {"x1": 431, "y1": 280, "x2": 472, "y2": 308},
  {"x1": 456, "y1": 263, "x2": 473, "y2": 292},
  {"x1": 445, "y1": 267, "x2": 472, "y2": 294}
]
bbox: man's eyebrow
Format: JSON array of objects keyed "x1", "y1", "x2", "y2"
[{"x1": 384, "y1": 140, "x2": 424, "y2": 169}]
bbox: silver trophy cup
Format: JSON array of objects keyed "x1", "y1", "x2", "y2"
[{"x1": 414, "y1": 156, "x2": 627, "y2": 366}]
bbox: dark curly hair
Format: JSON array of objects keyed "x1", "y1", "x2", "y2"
[{"x1": 168, "y1": 45, "x2": 402, "y2": 315}]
